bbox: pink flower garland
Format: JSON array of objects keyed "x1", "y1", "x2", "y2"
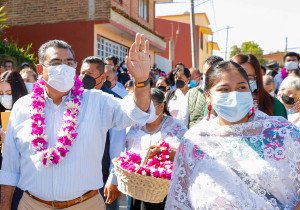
[
  {"x1": 30, "y1": 77, "x2": 84, "y2": 167},
  {"x1": 117, "y1": 141, "x2": 173, "y2": 180}
]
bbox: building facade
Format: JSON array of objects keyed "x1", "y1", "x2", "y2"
[
  {"x1": 2, "y1": 0, "x2": 167, "y2": 68},
  {"x1": 155, "y1": 13, "x2": 219, "y2": 70},
  {"x1": 263, "y1": 52, "x2": 286, "y2": 66}
]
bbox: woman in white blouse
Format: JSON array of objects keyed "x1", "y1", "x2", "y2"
[
  {"x1": 166, "y1": 67, "x2": 191, "y2": 119},
  {"x1": 125, "y1": 88, "x2": 187, "y2": 210}
]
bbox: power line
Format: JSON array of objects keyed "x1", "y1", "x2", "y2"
[
  {"x1": 210, "y1": 0, "x2": 217, "y2": 28},
  {"x1": 156, "y1": 0, "x2": 211, "y2": 8},
  {"x1": 194, "y1": 0, "x2": 211, "y2": 7},
  {"x1": 155, "y1": 1, "x2": 186, "y2": 4}
]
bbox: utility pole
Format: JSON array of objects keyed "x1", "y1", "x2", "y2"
[
  {"x1": 190, "y1": 0, "x2": 197, "y2": 68},
  {"x1": 285, "y1": 37, "x2": 288, "y2": 53},
  {"x1": 211, "y1": 33, "x2": 214, "y2": 56},
  {"x1": 169, "y1": 23, "x2": 174, "y2": 62},
  {"x1": 225, "y1": 25, "x2": 232, "y2": 60}
]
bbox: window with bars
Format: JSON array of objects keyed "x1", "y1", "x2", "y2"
[
  {"x1": 97, "y1": 36, "x2": 128, "y2": 62},
  {"x1": 139, "y1": 0, "x2": 148, "y2": 21}
]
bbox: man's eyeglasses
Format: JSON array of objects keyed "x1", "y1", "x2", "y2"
[{"x1": 43, "y1": 59, "x2": 77, "y2": 68}]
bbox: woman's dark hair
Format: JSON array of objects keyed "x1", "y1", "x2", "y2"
[
  {"x1": 157, "y1": 76, "x2": 170, "y2": 86},
  {"x1": 205, "y1": 60, "x2": 249, "y2": 92},
  {"x1": 166, "y1": 69, "x2": 175, "y2": 86},
  {"x1": 261, "y1": 65, "x2": 266, "y2": 75},
  {"x1": 174, "y1": 67, "x2": 191, "y2": 79},
  {"x1": 175, "y1": 62, "x2": 185, "y2": 68},
  {"x1": 1, "y1": 71, "x2": 28, "y2": 105},
  {"x1": 204, "y1": 55, "x2": 224, "y2": 66},
  {"x1": 151, "y1": 88, "x2": 171, "y2": 116},
  {"x1": 232, "y1": 54, "x2": 274, "y2": 116}
]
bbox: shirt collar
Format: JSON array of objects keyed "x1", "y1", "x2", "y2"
[{"x1": 43, "y1": 87, "x2": 71, "y2": 105}]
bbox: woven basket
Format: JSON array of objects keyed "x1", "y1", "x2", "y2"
[{"x1": 113, "y1": 158, "x2": 170, "y2": 203}]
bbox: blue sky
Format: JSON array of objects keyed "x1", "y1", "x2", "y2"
[{"x1": 156, "y1": 0, "x2": 300, "y2": 58}]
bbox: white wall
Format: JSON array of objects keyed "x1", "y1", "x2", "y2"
[{"x1": 154, "y1": 54, "x2": 172, "y2": 73}]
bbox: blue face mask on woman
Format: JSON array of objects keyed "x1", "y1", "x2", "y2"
[
  {"x1": 188, "y1": 80, "x2": 197, "y2": 88},
  {"x1": 249, "y1": 80, "x2": 257, "y2": 93},
  {"x1": 212, "y1": 91, "x2": 253, "y2": 122}
]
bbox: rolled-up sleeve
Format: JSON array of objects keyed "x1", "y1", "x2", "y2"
[
  {"x1": 0, "y1": 111, "x2": 21, "y2": 186},
  {"x1": 110, "y1": 94, "x2": 155, "y2": 130}
]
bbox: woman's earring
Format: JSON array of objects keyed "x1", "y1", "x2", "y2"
[
  {"x1": 249, "y1": 107, "x2": 255, "y2": 118},
  {"x1": 206, "y1": 104, "x2": 212, "y2": 121}
]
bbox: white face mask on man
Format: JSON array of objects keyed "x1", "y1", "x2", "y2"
[
  {"x1": 0, "y1": 94, "x2": 13, "y2": 110},
  {"x1": 47, "y1": 64, "x2": 76, "y2": 92},
  {"x1": 25, "y1": 82, "x2": 34, "y2": 93},
  {"x1": 212, "y1": 91, "x2": 253, "y2": 123},
  {"x1": 285, "y1": 61, "x2": 299, "y2": 71}
]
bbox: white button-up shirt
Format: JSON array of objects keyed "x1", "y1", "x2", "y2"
[{"x1": 0, "y1": 89, "x2": 153, "y2": 201}]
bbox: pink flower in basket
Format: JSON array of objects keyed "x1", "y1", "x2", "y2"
[{"x1": 117, "y1": 141, "x2": 173, "y2": 180}]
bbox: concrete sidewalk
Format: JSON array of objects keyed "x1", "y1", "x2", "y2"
[{"x1": 119, "y1": 194, "x2": 127, "y2": 210}]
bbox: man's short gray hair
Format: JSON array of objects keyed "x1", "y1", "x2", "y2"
[
  {"x1": 38, "y1": 40, "x2": 75, "y2": 63},
  {"x1": 279, "y1": 76, "x2": 300, "y2": 91}
]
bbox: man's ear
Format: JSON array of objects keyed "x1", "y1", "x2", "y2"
[
  {"x1": 36, "y1": 64, "x2": 43, "y2": 74},
  {"x1": 101, "y1": 73, "x2": 107, "y2": 80}
]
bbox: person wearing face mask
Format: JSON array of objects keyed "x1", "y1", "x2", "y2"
[
  {"x1": 80, "y1": 56, "x2": 124, "y2": 210},
  {"x1": 105, "y1": 64, "x2": 128, "y2": 98},
  {"x1": 126, "y1": 88, "x2": 187, "y2": 210},
  {"x1": 284, "y1": 59, "x2": 300, "y2": 78},
  {"x1": 0, "y1": 71, "x2": 28, "y2": 112},
  {"x1": 166, "y1": 60, "x2": 300, "y2": 210},
  {"x1": 19, "y1": 68, "x2": 38, "y2": 93},
  {"x1": 262, "y1": 75, "x2": 277, "y2": 97},
  {"x1": 273, "y1": 52, "x2": 300, "y2": 90},
  {"x1": 0, "y1": 34, "x2": 154, "y2": 210},
  {"x1": 155, "y1": 76, "x2": 170, "y2": 94},
  {"x1": 232, "y1": 54, "x2": 287, "y2": 118},
  {"x1": 105, "y1": 56, "x2": 130, "y2": 88},
  {"x1": 165, "y1": 67, "x2": 190, "y2": 120},
  {"x1": 178, "y1": 56, "x2": 224, "y2": 128},
  {"x1": 189, "y1": 67, "x2": 201, "y2": 87},
  {"x1": 277, "y1": 76, "x2": 300, "y2": 127},
  {"x1": 0, "y1": 71, "x2": 28, "y2": 210}
]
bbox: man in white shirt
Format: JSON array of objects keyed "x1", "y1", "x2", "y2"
[
  {"x1": 0, "y1": 33, "x2": 153, "y2": 210},
  {"x1": 80, "y1": 57, "x2": 125, "y2": 209}
]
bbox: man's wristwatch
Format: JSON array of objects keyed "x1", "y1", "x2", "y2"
[{"x1": 135, "y1": 78, "x2": 150, "y2": 88}]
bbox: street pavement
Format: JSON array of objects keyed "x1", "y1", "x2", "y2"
[{"x1": 119, "y1": 194, "x2": 127, "y2": 210}]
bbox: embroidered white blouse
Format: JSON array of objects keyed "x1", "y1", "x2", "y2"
[{"x1": 166, "y1": 110, "x2": 300, "y2": 210}]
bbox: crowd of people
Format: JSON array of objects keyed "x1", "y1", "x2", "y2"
[{"x1": 0, "y1": 33, "x2": 300, "y2": 210}]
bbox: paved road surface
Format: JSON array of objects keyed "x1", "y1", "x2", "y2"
[{"x1": 119, "y1": 194, "x2": 127, "y2": 210}]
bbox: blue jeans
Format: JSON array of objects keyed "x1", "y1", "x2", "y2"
[{"x1": 99, "y1": 187, "x2": 119, "y2": 210}]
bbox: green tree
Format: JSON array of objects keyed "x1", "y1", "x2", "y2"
[
  {"x1": 0, "y1": 6, "x2": 7, "y2": 36},
  {"x1": 229, "y1": 41, "x2": 266, "y2": 65}
]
